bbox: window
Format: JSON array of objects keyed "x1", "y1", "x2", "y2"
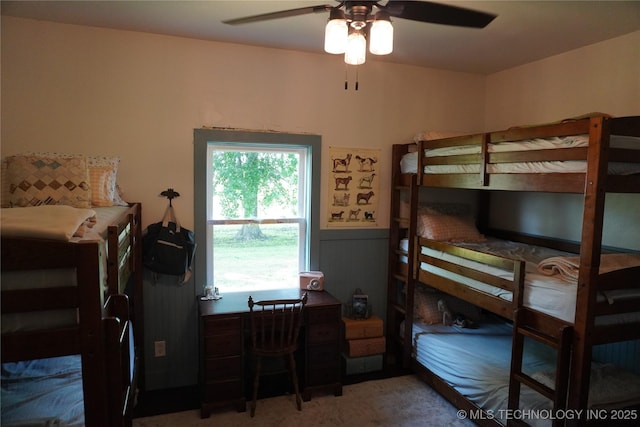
[{"x1": 194, "y1": 130, "x2": 320, "y2": 293}]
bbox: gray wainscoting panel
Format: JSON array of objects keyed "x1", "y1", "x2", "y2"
[
  {"x1": 142, "y1": 270, "x2": 199, "y2": 390},
  {"x1": 318, "y1": 228, "x2": 389, "y2": 320}
]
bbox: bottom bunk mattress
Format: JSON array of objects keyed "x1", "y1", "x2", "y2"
[
  {"x1": 1, "y1": 321, "x2": 136, "y2": 427},
  {"x1": 412, "y1": 320, "x2": 640, "y2": 427},
  {"x1": 1, "y1": 355, "x2": 84, "y2": 427}
]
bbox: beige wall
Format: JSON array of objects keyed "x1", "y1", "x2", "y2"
[
  {"x1": 2, "y1": 18, "x2": 639, "y2": 248},
  {"x1": 0, "y1": 16, "x2": 485, "y2": 229},
  {"x1": 484, "y1": 31, "x2": 640, "y2": 250},
  {"x1": 485, "y1": 31, "x2": 640, "y2": 129}
]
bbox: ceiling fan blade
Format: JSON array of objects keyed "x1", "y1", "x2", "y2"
[
  {"x1": 223, "y1": 4, "x2": 334, "y2": 25},
  {"x1": 383, "y1": 1, "x2": 496, "y2": 28}
]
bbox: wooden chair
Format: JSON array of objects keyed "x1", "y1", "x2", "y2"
[{"x1": 247, "y1": 293, "x2": 308, "y2": 417}]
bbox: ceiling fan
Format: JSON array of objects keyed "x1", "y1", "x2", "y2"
[
  {"x1": 224, "y1": 1, "x2": 496, "y2": 62},
  {"x1": 224, "y1": 1, "x2": 496, "y2": 88},
  {"x1": 223, "y1": 1, "x2": 496, "y2": 29}
]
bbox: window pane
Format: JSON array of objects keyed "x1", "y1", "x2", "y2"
[
  {"x1": 212, "y1": 223, "x2": 300, "y2": 292},
  {"x1": 211, "y1": 150, "x2": 300, "y2": 220},
  {"x1": 208, "y1": 145, "x2": 308, "y2": 293}
]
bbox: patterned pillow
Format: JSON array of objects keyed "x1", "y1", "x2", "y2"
[
  {"x1": 414, "y1": 287, "x2": 485, "y2": 325},
  {"x1": 86, "y1": 155, "x2": 128, "y2": 206},
  {"x1": 413, "y1": 287, "x2": 442, "y2": 325},
  {"x1": 6, "y1": 155, "x2": 92, "y2": 208},
  {"x1": 23, "y1": 152, "x2": 128, "y2": 207},
  {"x1": 417, "y1": 211, "x2": 485, "y2": 242},
  {"x1": 89, "y1": 164, "x2": 117, "y2": 207}
]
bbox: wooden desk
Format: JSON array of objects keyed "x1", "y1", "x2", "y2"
[{"x1": 199, "y1": 289, "x2": 343, "y2": 417}]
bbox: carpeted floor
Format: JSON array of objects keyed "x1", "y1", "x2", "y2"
[{"x1": 133, "y1": 375, "x2": 475, "y2": 427}]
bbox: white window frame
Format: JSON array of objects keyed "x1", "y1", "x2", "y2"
[{"x1": 194, "y1": 129, "x2": 321, "y2": 293}]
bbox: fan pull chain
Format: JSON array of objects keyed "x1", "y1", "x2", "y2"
[
  {"x1": 344, "y1": 65, "x2": 360, "y2": 91},
  {"x1": 355, "y1": 67, "x2": 359, "y2": 91},
  {"x1": 345, "y1": 65, "x2": 348, "y2": 90}
]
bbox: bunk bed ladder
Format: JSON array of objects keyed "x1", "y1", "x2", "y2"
[{"x1": 508, "y1": 308, "x2": 573, "y2": 427}]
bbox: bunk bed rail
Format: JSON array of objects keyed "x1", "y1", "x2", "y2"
[
  {"x1": 415, "y1": 237, "x2": 525, "y2": 320},
  {"x1": 417, "y1": 116, "x2": 640, "y2": 193}
]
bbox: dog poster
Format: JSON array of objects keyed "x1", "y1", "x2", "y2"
[{"x1": 327, "y1": 146, "x2": 380, "y2": 227}]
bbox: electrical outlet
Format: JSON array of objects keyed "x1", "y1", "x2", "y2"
[{"x1": 154, "y1": 340, "x2": 166, "y2": 357}]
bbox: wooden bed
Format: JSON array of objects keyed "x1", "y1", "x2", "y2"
[
  {"x1": 1, "y1": 203, "x2": 143, "y2": 427},
  {"x1": 388, "y1": 115, "x2": 640, "y2": 426}
]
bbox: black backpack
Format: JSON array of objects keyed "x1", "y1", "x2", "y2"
[{"x1": 143, "y1": 206, "x2": 196, "y2": 284}]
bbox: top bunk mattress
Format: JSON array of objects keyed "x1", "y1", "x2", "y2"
[
  {"x1": 1, "y1": 205, "x2": 130, "y2": 243},
  {"x1": 401, "y1": 134, "x2": 640, "y2": 175}
]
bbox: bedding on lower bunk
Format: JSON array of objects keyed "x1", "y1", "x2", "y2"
[
  {"x1": 400, "y1": 134, "x2": 640, "y2": 175},
  {"x1": 1, "y1": 356, "x2": 84, "y2": 427},
  {"x1": 1, "y1": 205, "x2": 132, "y2": 334},
  {"x1": 1, "y1": 321, "x2": 136, "y2": 427},
  {"x1": 400, "y1": 238, "x2": 640, "y2": 324},
  {"x1": 412, "y1": 320, "x2": 640, "y2": 427}
]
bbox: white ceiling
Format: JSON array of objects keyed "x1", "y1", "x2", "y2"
[{"x1": 2, "y1": 1, "x2": 639, "y2": 74}]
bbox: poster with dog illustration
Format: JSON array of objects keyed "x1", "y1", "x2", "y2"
[{"x1": 327, "y1": 146, "x2": 380, "y2": 227}]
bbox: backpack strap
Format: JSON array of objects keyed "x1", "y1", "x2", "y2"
[{"x1": 161, "y1": 205, "x2": 181, "y2": 231}]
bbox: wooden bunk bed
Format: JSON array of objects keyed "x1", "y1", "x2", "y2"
[
  {"x1": 1, "y1": 203, "x2": 143, "y2": 427},
  {"x1": 389, "y1": 115, "x2": 640, "y2": 426}
]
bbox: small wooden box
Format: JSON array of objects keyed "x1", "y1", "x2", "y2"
[
  {"x1": 342, "y1": 315, "x2": 384, "y2": 340},
  {"x1": 345, "y1": 336, "x2": 386, "y2": 357}
]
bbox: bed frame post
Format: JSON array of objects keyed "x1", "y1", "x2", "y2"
[
  {"x1": 130, "y1": 203, "x2": 145, "y2": 392},
  {"x1": 77, "y1": 242, "x2": 110, "y2": 426},
  {"x1": 568, "y1": 116, "x2": 610, "y2": 415}
]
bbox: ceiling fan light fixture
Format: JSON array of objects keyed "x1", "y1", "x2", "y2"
[
  {"x1": 369, "y1": 11, "x2": 393, "y2": 55},
  {"x1": 324, "y1": 9, "x2": 347, "y2": 54},
  {"x1": 344, "y1": 30, "x2": 366, "y2": 65}
]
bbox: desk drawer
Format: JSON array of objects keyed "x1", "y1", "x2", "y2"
[
  {"x1": 307, "y1": 342, "x2": 339, "y2": 366},
  {"x1": 204, "y1": 332, "x2": 242, "y2": 357},
  {"x1": 203, "y1": 316, "x2": 242, "y2": 335},
  {"x1": 307, "y1": 324, "x2": 339, "y2": 344},
  {"x1": 205, "y1": 355, "x2": 242, "y2": 380},
  {"x1": 307, "y1": 306, "x2": 341, "y2": 325}
]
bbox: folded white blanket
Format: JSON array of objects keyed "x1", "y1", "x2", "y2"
[
  {"x1": 1, "y1": 205, "x2": 96, "y2": 241},
  {"x1": 537, "y1": 253, "x2": 640, "y2": 282}
]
